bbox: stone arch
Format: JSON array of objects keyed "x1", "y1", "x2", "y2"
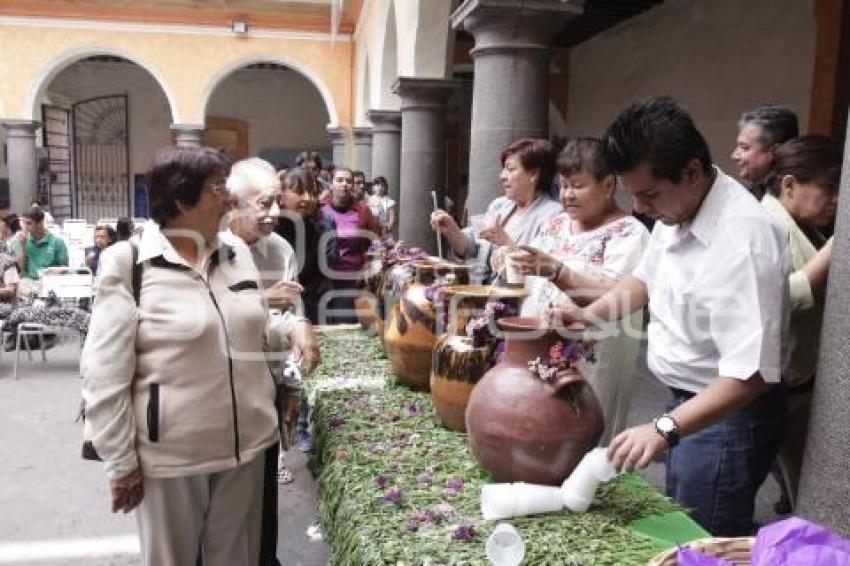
[
  {"x1": 379, "y1": 0, "x2": 400, "y2": 108},
  {"x1": 355, "y1": 42, "x2": 371, "y2": 125},
  {"x1": 201, "y1": 54, "x2": 339, "y2": 127},
  {"x1": 24, "y1": 44, "x2": 177, "y2": 122}
]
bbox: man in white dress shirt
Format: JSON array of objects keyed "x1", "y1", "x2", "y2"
[{"x1": 553, "y1": 97, "x2": 790, "y2": 536}]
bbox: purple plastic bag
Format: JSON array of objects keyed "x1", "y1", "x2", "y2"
[
  {"x1": 676, "y1": 547, "x2": 737, "y2": 565},
  {"x1": 752, "y1": 517, "x2": 850, "y2": 566}
]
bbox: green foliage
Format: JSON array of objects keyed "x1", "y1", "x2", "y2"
[{"x1": 307, "y1": 330, "x2": 678, "y2": 565}]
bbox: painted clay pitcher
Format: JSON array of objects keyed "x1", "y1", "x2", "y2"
[
  {"x1": 430, "y1": 285, "x2": 526, "y2": 432},
  {"x1": 384, "y1": 261, "x2": 469, "y2": 391},
  {"x1": 465, "y1": 317, "x2": 604, "y2": 485}
]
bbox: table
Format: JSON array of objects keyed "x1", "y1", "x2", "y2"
[{"x1": 307, "y1": 328, "x2": 709, "y2": 565}]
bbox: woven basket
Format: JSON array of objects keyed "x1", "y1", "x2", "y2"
[{"x1": 648, "y1": 537, "x2": 755, "y2": 565}]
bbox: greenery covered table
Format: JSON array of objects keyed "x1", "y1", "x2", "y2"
[{"x1": 307, "y1": 328, "x2": 708, "y2": 565}]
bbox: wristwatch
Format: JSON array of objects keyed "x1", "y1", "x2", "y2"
[{"x1": 653, "y1": 414, "x2": 680, "y2": 448}]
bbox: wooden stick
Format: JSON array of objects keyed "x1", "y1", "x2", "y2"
[{"x1": 431, "y1": 190, "x2": 443, "y2": 259}]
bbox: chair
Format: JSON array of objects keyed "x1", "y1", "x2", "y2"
[{"x1": 11, "y1": 267, "x2": 94, "y2": 380}]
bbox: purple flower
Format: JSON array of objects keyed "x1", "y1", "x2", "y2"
[
  {"x1": 405, "y1": 516, "x2": 420, "y2": 532},
  {"x1": 451, "y1": 523, "x2": 475, "y2": 542},
  {"x1": 417, "y1": 472, "x2": 433, "y2": 486},
  {"x1": 329, "y1": 417, "x2": 345, "y2": 428},
  {"x1": 420, "y1": 508, "x2": 438, "y2": 524},
  {"x1": 375, "y1": 474, "x2": 389, "y2": 489},
  {"x1": 444, "y1": 478, "x2": 464, "y2": 491},
  {"x1": 406, "y1": 403, "x2": 420, "y2": 417},
  {"x1": 383, "y1": 488, "x2": 404, "y2": 506}
]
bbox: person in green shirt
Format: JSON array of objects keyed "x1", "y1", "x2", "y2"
[{"x1": 16, "y1": 208, "x2": 68, "y2": 280}]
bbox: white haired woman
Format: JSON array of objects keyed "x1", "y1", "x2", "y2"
[
  {"x1": 225, "y1": 157, "x2": 321, "y2": 562},
  {"x1": 81, "y1": 146, "x2": 279, "y2": 565}
]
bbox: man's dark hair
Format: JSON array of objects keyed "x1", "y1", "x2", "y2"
[
  {"x1": 500, "y1": 138, "x2": 556, "y2": 193},
  {"x1": 24, "y1": 208, "x2": 45, "y2": 223},
  {"x1": 352, "y1": 170, "x2": 366, "y2": 181},
  {"x1": 557, "y1": 138, "x2": 614, "y2": 181},
  {"x1": 739, "y1": 104, "x2": 799, "y2": 148},
  {"x1": 146, "y1": 146, "x2": 230, "y2": 225},
  {"x1": 6, "y1": 214, "x2": 21, "y2": 233},
  {"x1": 602, "y1": 96, "x2": 712, "y2": 183},
  {"x1": 116, "y1": 217, "x2": 133, "y2": 241}
]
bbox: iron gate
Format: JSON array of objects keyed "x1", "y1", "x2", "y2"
[
  {"x1": 42, "y1": 104, "x2": 73, "y2": 222},
  {"x1": 72, "y1": 95, "x2": 131, "y2": 221}
]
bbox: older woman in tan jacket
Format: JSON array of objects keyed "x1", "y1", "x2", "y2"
[{"x1": 81, "y1": 146, "x2": 279, "y2": 566}]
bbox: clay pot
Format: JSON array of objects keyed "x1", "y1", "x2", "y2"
[
  {"x1": 355, "y1": 254, "x2": 384, "y2": 333},
  {"x1": 465, "y1": 317, "x2": 604, "y2": 485},
  {"x1": 383, "y1": 260, "x2": 469, "y2": 391},
  {"x1": 430, "y1": 285, "x2": 527, "y2": 432}
]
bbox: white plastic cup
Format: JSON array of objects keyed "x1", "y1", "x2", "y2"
[
  {"x1": 481, "y1": 482, "x2": 562, "y2": 520},
  {"x1": 505, "y1": 251, "x2": 528, "y2": 286},
  {"x1": 485, "y1": 522, "x2": 525, "y2": 566},
  {"x1": 561, "y1": 448, "x2": 619, "y2": 513}
]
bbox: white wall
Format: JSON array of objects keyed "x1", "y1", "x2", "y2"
[
  {"x1": 206, "y1": 66, "x2": 331, "y2": 162},
  {"x1": 44, "y1": 60, "x2": 172, "y2": 181},
  {"x1": 561, "y1": 0, "x2": 816, "y2": 176}
]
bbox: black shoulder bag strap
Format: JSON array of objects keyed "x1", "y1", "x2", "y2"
[{"x1": 81, "y1": 241, "x2": 143, "y2": 462}]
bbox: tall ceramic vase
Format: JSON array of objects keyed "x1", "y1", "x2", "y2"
[
  {"x1": 430, "y1": 285, "x2": 526, "y2": 432},
  {"x1": 465, "y1": 317, "x2": 604, "y2": 485},
  {"x1": 384, "y1": 261, "x2": 468, "y2": 391}
]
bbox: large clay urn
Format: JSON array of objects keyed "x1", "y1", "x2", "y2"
[
  {"x1": 465, "y1": 317, "x2": 604, "y2": 485},
  {"x1": 384, "y1": 260, "x2": 469, "y2": 390},
  {"x1": 430, "y1": 285, "x2": 527, "y2": 432}
]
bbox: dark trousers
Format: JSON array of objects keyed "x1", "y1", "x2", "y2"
[
  {"x1": 258, "y1": 443, "x2": 281, "y2": 566},
  {"x1": 665, "y1": 385, "x2": 787, "y2": 536}
]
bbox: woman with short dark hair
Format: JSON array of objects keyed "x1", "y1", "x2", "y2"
[
  {"x1": 430, "y1": 138, "x2": 561, "y2": 281},
  {"x1": 510, "y1": 138, "x2": 650, "y2": 443},
  {"x1": 82, "y1": 145, "x2": 279, "y2": 565},
  {"x1": 762, "y1": 134, "x2": 839, "y2": 512}
]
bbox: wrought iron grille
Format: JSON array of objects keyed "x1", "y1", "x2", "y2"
[
  {"x1": 72, "y1": 95, "x2": 131, "y2": 221},
  {"x1": 42, "y1": 104, "x2": 73, "y2": 222}
]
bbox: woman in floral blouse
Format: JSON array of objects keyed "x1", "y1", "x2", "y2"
[{"x1": 510, "y1": 138, "x2": 649, "y2": 444}]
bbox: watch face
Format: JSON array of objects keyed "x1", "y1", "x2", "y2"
[{"x1": 656, "y1": 416, "x2": 676, "y2": 434}]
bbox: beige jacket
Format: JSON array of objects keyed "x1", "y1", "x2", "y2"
[
  {"x1": 81, "y1": 224, "x2": 279, "y2": 480},
  {"x1": 762, "y1": 194, "x2": 823, "y2": 387}
]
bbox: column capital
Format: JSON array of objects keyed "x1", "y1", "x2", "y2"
[
  {"x1": 392, "y1": 77, "x2": 461, "y2": 111},
  {"x1": 367, "y1": 109, "x2": 401, "y2": 126},
  {"x1": 326, "y1": 126, "x2": 350, "y2": 141},
  {"x1": 352, "y1": 127, "x2": 373, "y2": 141},
  {"x1": 170, "y1": 123, "x2": 205, "y2": 147},
  {"x1": 1, "y1": 119, "x2": 41, "y2": 137},
  {"x1": 452, "y1": 0, "x2": 581, "y2": 55}
]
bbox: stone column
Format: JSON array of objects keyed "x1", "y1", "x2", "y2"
[
  {"x1": 367, "y1": 110, "x2": 402, "y2": 205},
  {"x1": 326, "y1": 127, "x2": 350, "y2": 168},
  {"x1": 452, "y1": 0, "x2": 582, "y2": 215},
  {"x1": 2, "y1": 120, "x2": 40, "y2": 214},
  {"x1": 796, "y1": 115, "x2": 850, "y2": 536},
  {"x1": 170, "y1": 123, "x2": 204, "y2": 148},
  {"x1": 392, "y1": 77, "x2": 458, "y2": 254},
  {"x1": 352, "y1": 127, "x2": 373, "y2": 178}
]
